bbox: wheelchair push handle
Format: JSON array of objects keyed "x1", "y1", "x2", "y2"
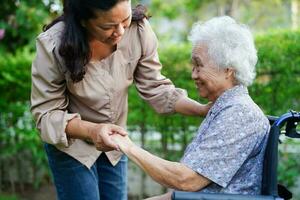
[{"x1": 270, "y1": 110, "x2": 300, "y2": 139}]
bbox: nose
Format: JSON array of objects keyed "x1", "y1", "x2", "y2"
[
  {"x1": 191, "y1": 68, "x2": 198, "y2": 80},
  {"x1": 113, "y1": 24, "x2": 125, "y2": 37}
]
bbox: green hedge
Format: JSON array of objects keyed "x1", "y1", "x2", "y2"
[
  {"x1": 0, "y1": 48, "x2": 33, "y2": 105},
  {"x1": 252, "y1": 30, "x2": 300, "y2": 115},
  {"x1": 0, "y1": 30, "x2": 300, "y2": 191}
]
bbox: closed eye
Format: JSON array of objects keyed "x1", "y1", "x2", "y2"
[
  {"x1": 191, "y1": 56, "x2": 203, "y2": 68},
  {"x1": 99, "y1": 14, "x2": 131, "y2": 30}
]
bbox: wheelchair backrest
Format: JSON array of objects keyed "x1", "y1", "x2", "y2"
[{"x1": 261, "y1": 111, "x2": 300, "y2": 197}]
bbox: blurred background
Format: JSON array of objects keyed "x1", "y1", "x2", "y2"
[{"x1": 0, "y1": 0, "x2": 300, "y2": 199}]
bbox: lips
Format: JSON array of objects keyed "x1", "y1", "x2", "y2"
[
  {"x1": 110, "y1": 36, "x2": 122, "y2": 42},
  {"x1": 195, "y1": 81, "x2": 204, "y2": 88}
]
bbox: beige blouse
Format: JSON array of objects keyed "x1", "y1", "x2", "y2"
[{"x1": 31, "y1": 19, "x2": 186, "y2": 168}]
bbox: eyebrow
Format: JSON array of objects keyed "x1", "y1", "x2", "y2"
[
  {"x1": 191, "y1": 56, "x2": 203, "y2": 66},
  {"x1": 102, "y1": 14, "x2": 131, "y2": 26}
]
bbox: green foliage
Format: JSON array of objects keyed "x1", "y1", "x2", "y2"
[
  {"x1": 0, "y1": 194, "x2": 18, "y2": 200},
  {"x1": 0, "y1": 48, "x2": 33, "y2": 106},
  {"x1": 0, "y1": 50, "x2": 34, "y2": 184},
  {"x1": 0, "y1": 102, "x2": 50, "y2": 190},
  {"x1": 0, "y1": 47, "x2": 50, "y2": 188},
  {"x1": 277, "y1": 137, "x2": 300, "y2": 189},
  {"x1": 278, "y1": 150, "x2": 300, "y2": 188},
  {"x1": 148, "y1": 0, "x2": 299, "y2": 41},
  {"x1": 0, "y1": 0, "x2": 59, "y2": 52},
  {"x1": 251, "y1": 30, "x2": 300, "y2": 115},
  {"x1": 150, "y1": 0, "x2": 209, "y2": 20}
]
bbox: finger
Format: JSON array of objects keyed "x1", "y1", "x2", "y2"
[
  {"x1": 96, "y1": 146, "x2": 114, "y2": 152},
  {"x1": 108, "y1": 131, "x2": 114, "y2": 135},
  {"x1": 110, "y1": 125, "x2": 127, "y2": 136},
  {"x1": 111, "y1": 137, "x2": 122, "y2": 152},
  {"x1": 116, "y1": 144, "x2": 121, "y2": 152},
  {"x1": 101, "y1": 132, "x2": 119, "y2": 150}
]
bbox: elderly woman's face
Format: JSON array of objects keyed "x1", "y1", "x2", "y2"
[{"x1": 191, "y1": 45, "x2": 232, "y2": 102}]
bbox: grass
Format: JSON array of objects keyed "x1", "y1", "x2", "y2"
[{"x1": 0, "y1": 194, "x2": 19, "y2": 200}]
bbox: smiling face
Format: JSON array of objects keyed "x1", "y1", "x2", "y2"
[
  {"x1": 191, "y1": 45, "x2": 235, "y2": 102},
  {"x1": 84, "y1": 1, "x2": 132, "y2": 46}
]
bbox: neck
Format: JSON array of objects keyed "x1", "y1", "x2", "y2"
[
  {"x1": 210, "y1": 82, "x2": 237, "y2": 102},
  {"x1": 89, "y1": 40, "x2": 116, "y2": 61}
]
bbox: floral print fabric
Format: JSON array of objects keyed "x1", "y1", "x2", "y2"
[{"x1": 181, "y1": 85, "x2": 270, "y2": 194}]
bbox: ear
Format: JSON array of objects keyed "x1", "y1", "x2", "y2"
[{"x1": 225, "y1": 68, "x2": 235, "y2": 79}]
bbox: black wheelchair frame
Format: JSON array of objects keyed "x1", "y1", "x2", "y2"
[{"x1": 172, "y1": 111, "x2": 300, "y2": 200}]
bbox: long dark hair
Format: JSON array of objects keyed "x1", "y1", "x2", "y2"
[{"x1": 43, "y1": 0, "x2": 148, "y2": 82}]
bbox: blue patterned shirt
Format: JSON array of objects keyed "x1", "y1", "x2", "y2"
[{"x1": 181, "y1": 85, "x2": 270, "y2": 194}]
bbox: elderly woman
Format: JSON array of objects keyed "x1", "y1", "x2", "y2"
[{"x1": 112, "y1": 16, "x2": 270, "y2": 199}]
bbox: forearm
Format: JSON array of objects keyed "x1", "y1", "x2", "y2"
[
  {"x1": 65, "y1": 117, "x2": 95, "y2": 141},
  {"x1": 174, "y1": 97, "x2": 208, "y2": 116},
  {"x1": 125, "y1": 145, "x2": 189, "y2": 190},
  {"x1": 113, "y1": 135, "x2": 211, "y2": 191}
]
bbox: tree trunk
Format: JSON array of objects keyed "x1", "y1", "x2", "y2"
[{"x1": 217, "y1": 0, "x2": 240, "y2": 17}]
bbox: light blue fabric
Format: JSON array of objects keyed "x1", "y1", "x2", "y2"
[
  {"x1": 44, "y1": 143, "x2": 128, "y2": 200},
  {"x1": 181, "y1": 85, "x2": 270, "y2": 195}
]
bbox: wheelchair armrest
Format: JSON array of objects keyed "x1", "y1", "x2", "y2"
[{"x1": 172, "y1": 191, "x2": 283, "y2": 200}]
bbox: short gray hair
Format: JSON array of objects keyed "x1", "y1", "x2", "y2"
[{"x1": 189, "y1": 16, "x2": 257, "y2": 86}]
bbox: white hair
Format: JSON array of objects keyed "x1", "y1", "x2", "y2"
[{"x1": 188, "y1": 16, "x2": 257, "y2": 86}]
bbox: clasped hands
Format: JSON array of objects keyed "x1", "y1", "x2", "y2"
[
  {"x1": 87, "y1": 102, "x2": 212, "y2": 152},
  {"x1": 88, "y1": 123, "x2": 133, "y2": 152}
]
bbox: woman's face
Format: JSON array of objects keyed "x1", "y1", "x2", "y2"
[
  {"x1": 84, "y1": 1, "x2": 132, "y2": 45},
  {"x1": 191, "y1": 45, "x2": 232, "y2": 102}
]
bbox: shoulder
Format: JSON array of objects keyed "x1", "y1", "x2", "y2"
[
  {"x1": 36, "y1": 22, "x2": 64, "y2": 52},
  {"x1": 214, "y1": 93, "x2": 268, "y2": 126},
  {"x1": 34, "y1": 22, "x2": 67, "y2": 75},
  {"x1": 129, "y1": 18, "x2": 157, "y2": 41},
  {"x1": 228, "y1": 103, "x2": 269, "y2": 135},
  {"x1": 223, "y1": 96, "x2": 266, "y2": 119},
  {"x1": 136, "y1": 18, "x2": 152, "y2": 30}
]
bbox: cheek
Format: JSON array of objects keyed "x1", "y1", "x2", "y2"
[
  {"x1": 201, "y1": 70, "x2": 222, "y2": 88},
  {"x1": 90, "y1": 28, "x2": 113, "y2": 41},
  {"x1": 198, "y1": 69, "x2": 215, "y2": 81},
  {"x1": 97, "y1": 31, "x2": 112, "y2": 39}
]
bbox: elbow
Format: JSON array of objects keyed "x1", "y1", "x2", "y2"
[
  {"x1": 152, "y1": 104, "x2": 173, "y2": 115},
  {"x1": 40, "y1": 132, "x2": 61, "y2": 145},
  {"x1": 170, "y1": 163, "x2": 210, "y2": 192},
  {"x1": 177, "y1": 178, "x2": 201, "y2": 192},
  {"x1": 39, "y1": 128, "x2": 69, "y2": 147},
  {"x1": 176, "y1": 172, "x2": 210, "y2": 192},
  {"x1": 40, "y1": 132, "x2": 70, "y2": 148},
  {"x1": 39, "y1": 114, "x2": 70, "y2": 147}
]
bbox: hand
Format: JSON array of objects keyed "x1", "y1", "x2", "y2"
[
  {"x1": 88, "y1": 123, "x2": 127, "y2": 151},
  {"x1": 111, "y1": 134, "x2": 135, "y2": 154}
]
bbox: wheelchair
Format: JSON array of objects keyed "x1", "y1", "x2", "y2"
[{"x1": 172, "y1": 111, "x2": 300, "y2": 200}]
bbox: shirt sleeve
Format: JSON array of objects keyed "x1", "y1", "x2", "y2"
[
  {"x1": 181, "y1": 105, "x2": 263, "y2": 188},
  {"x1": 134, "y1": 19, "x2": 187, "y2": 114},
  {"x1": 30, "y1": 31, "x2": 80, "y2": 148}
]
